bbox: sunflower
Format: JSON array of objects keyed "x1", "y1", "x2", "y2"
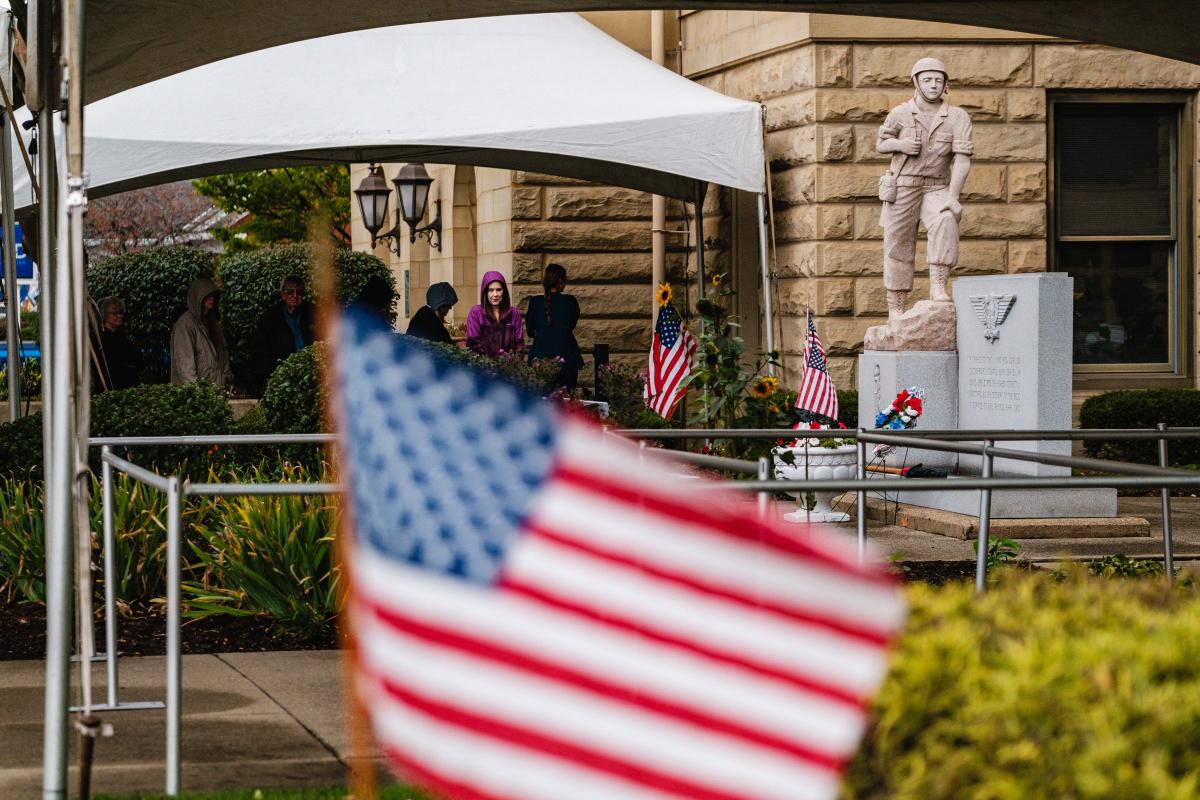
[
  {"x1": 656, "y1": 282, "x2": 672, "y2": 307},
  {"x1": 710, "y1": 272, "x2": 724, "y2": 288},
  {"x1": 750, "y1": 375, "x2": 779, "y2": 398}
]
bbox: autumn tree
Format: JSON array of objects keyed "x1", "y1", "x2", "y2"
[{"x1": 84, "y1": 181, "x2": 216, "y2": 257}]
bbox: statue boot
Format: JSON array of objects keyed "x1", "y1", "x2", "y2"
[
  {"x1": 930, "y1": 264, "x2": 952, "y2": 302},
  {"x1": 887, "y1": 290, "x2": 907, "y2": 323}
]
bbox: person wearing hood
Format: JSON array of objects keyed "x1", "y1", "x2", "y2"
[
  {"x1": 170, "y1": 276, "x2": 233, "y2": 388},
  {"x1": 466, "y1": 271, "x2": 523, "y2": 357},
  {"x1": 406, "y1": 281, "x2": 458, "y2": 345}
]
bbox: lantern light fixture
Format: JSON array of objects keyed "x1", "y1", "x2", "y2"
[{"x1": 353, "y1": 162, "x2": 442, "y2": 252}]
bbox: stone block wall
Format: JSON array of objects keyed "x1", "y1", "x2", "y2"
[
  {"x1": 682, "y1": 13, "x2": 1200, "y2": 390},
  {"x1": 506, "y1": 171, "x2": 692, "y2": 373}
]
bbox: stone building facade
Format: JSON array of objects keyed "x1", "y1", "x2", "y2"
[{"x1": 351, "y1": 10, "x2": 1200, "y2": 393}]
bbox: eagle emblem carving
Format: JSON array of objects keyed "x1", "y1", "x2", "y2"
[{"x1": 969, "y1": 294, "x2": 1016, "y2": 343}]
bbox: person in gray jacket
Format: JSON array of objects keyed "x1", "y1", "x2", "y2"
[{"x1": 170, "y1": 276, "x2": 233, "y2": 388}]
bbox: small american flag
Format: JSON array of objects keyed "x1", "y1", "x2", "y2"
[
  {"x1": 333, "y1": 306, "x2": 904, "y2": 800},
  {"x1": 644, "y1": 301, "x2": 697, "y2": 419},
  {"x1": 795, "y1": 315, "x2": 839, "y2": 423}
]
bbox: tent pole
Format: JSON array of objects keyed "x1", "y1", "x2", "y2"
[
  {"x1": 756, "y1": 192, "x2": 776, "y2": 376},
  {"x1": 649, "y1": 10, "x2": 666, "y2": 317},
  {"x1": 1, "y1": 115, "x2": 19, "y2": 418},
  {"x1": 39, "y1": 77, "x2": 72, "y2": 800}
]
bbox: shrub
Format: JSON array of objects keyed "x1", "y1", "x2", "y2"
[
  {"x1": 0, "y1": 358, "x2": 41, "y2": 401},
  {"x1": 837, "y1": 389, "x2": 858, "y2": 429},
  {"x1": 597, "y1": 361, "x2": 671, "y2": 430},
  {"x1": 218, "y1": 243, "x2": 393, "y2": 391},
  {"x1": 0, "y1": 476, "x2": 45, "y2": 603},
  {"x1": 183, "y1": 462, "x2": 340, "y2": 638},
  {"x1": 90, "y1": 381, "x2": 234, "y2": 478},
  {"x1": 845, "y1": 569, "x2": 1200, "y2": 798},
  {"x1": 261, "y1": 344, "x2": 327, "y2": 435},
  {"x1": 1080, "y1": 389, "x2": 1200, "y2": 466},
  {"x1": 0, "y1": 412, "x2": 45, "y2": 479},
  {"x1": 85, "y1": 246, "x2": 218, "y2": 383}
]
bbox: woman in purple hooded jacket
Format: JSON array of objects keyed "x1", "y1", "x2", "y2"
[{"x1": 466, "y1": 271, "x2": 524, "y2": 357}]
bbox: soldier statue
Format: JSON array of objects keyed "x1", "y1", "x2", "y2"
[{"x1": 864, "y1": 57, "x2": 973, "y2": 350}]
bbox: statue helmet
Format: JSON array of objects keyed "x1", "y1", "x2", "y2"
[{"x1": 910, "y1": 57, "x2": 949, "y2": 81}]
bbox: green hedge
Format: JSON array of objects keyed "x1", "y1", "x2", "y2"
[
  {"x1": 1080, "y1": 389, "x2": 1200, "y2": 466},
  {"x1": 837, "y1": 389, "x2": 858, "y2": 429},
  {"x1": 0, "y1": 381, "x2": 235, "y2": 480},
  {"x1": 218, "y1": 243, "x2": 393, "y2": 391},
  {"x1": 846, "y1": 569, "x2": 1200, "y2": 798},
  {"x1": 85, "y1": 246, "x2": 218, "y2": 383}
]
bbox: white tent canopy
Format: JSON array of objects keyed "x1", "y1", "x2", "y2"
[{"x1": 12, "y1": 13, "x2": 764, "y2": 212}]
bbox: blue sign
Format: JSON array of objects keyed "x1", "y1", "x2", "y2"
[{"x1": 0, "y1": 223, "x2": 38, "y2": 310}]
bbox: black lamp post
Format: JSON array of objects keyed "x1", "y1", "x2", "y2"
[{"x1": 353, "y1": 162, "x2": 442, "y2": 252}]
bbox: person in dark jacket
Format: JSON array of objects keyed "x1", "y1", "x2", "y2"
[
  {"x1": 525, "y1": 263, "x2": 584, "y2": 390},
  {"x1": 359, "y1": 274, "x2": 397, "y2": 325},
  {"x1": 253, "y1": 274, "x2": 316, "y2": 388},
  {"x1": 92, "y1": 296, "x2": 140, "y2": 390},
  {"x1": 406, "y1": 282, "x2": 458, "y2": 345},
  {"x1": 466, "y1": 271, "x2": 524, "y2": 357}
]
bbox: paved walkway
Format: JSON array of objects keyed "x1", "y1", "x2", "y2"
[{"x1": 3, "y1": 497, "x2": 1197, "y2": 797}]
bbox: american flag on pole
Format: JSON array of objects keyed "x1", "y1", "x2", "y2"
[
  {"x1": 644, "y1": 301, "x2": 696, "y2": 419},
  {"x1": 795, "y1": 314, "x2": 839, "y2": 423},
  {"x1": 333, "y1": 306, "x2": 904, "y2": 800}
]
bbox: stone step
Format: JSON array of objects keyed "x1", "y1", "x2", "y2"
[{"x1": 845, "y1": 495, "x2": 1150, "y2": 540}]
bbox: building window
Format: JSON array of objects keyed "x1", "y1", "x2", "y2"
[{"x1": 1051, "y1": 97, "x2": 1191, "y2": 380}]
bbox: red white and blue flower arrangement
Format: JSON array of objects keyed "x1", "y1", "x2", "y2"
[{"x1": 873, "y1": 386, "x2": 925, "y2": 457}]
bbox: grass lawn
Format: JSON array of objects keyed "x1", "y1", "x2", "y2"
[{"x1": 95, "y1": 787, "x2": 432, "y2": 800}]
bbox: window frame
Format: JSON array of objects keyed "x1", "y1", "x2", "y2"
[{"x1": 1048, "y1": 91, "x2": 1194, "y2": 388}]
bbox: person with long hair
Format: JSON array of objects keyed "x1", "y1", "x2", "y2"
[
  {"x1": 525, "y1": 263, "x2": 583, "y2": 390},
  {"x1": 466, "y1": 271, "x2": 524, "y2": 357}
]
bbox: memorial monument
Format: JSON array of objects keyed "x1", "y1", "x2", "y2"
[{"x1": 857, "y1": 57, "x2": 1117, "y2": 521}]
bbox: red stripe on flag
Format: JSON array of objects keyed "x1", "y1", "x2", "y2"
[
  {"x1": 524, "y1": 522, "x2": 888, "y2": 648},
  {"x1": 357, "y1": 595, "x2": 849, "y2": 770},
  {"x1": 370, "y1": 667, "x2": 766, "y2": 800}
]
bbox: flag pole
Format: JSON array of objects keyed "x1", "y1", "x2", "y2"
[
  {"x1": 311, "y1": 210, "x2": 377, "y2": 800},
  {"x1": 802, "y1": 308, "x2": 811, "y2": 521}
]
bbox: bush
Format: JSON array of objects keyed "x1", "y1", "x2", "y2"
[
  {"x1": 0, "y1": 412, "x2": 45, "y2": 479},
  {"x1": 85, "y1": 246, "x2": 218, "y2": 383},
  {"x1": 218, "y1": 243, "x2": 393, "y2": 391},
  {"x1": 0, "y1": 358, "x2": 42, "y2": 401},
  {"x1": 90, "y1": 381, "x2": 235, "y2": 478},
  {"x1": 260, "y1": 343, "x2": 328, "y2": 467},
  {"x1": 183, "y1": 462, "x2": 339, "y2": 638},
  {"x1": 1079, "y1": 389, "x2": 1200, "y2": 466},
  {"x1": 597, "y1": 361, "x2": 671, "y2": 430},
  {"x1": 846, "y1": 570, "x2": 1200, "y2": 798},
  {"x1": 837, "y1": 389, "x2": 858, "y2": 429}
]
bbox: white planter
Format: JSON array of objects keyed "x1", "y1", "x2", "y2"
[{"x1": 773, "y1": 443, "x2": 858, "y2": 523}]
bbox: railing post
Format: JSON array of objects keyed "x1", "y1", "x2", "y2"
[
  {"x1": 855, "y1": 431, "x2": 867, "y2": 565},
  {"x1": 165, "y1": 476, "x2": 183, "y2": 797},
  {"x1": 1158, "y1": 422, "x2": 1175, "y2": 585},
  {"x1": 101, "y1": 447, "x2": 119, "y2": 708},
  {"x1": 975, "y1": 439, "x2": 995, "y2": 594},
  {"x1": 757, "y1": 456, "x2": 769, "y2": 521}
]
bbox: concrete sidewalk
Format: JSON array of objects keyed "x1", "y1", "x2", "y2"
[
  {"x1": 0, "y1": 651, "x2": 381, "y2": 798},
  {"x1": 3, "y1": 497, "x2": 1196, "y2": 797}
]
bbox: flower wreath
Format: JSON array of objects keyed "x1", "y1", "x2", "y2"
[{"x1": 873, "y1": 386, "x2": 925, "y2": 457}]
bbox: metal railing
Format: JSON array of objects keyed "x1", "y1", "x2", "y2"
[
  {"x1": 80, "y1": 425, "x2": 1200, "y2": 795},
  {"x1": 83, "y1": 433, "x2": 339, "y2": 797}
]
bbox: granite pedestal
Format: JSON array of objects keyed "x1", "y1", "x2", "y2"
[{"x1": 858, "y1": 350, "x2": 958, "y2": 471}]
